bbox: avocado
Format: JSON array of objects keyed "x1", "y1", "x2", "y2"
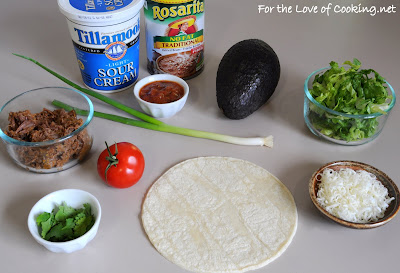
[{"x1": 216, "y1": 39, "x2": 280, "y2": 119}]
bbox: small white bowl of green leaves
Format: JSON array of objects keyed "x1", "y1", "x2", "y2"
[{"x1": 27, "y1": 189, "x2": 101, "y2": 253}]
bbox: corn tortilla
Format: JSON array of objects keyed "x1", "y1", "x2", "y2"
[{"x1": 141, "y1": 157, "x2": 297, "y2": 272}]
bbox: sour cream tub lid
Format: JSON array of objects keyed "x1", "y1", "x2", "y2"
[{"x1": 58, "y1": 0, "x2": 144, "y2": 24}]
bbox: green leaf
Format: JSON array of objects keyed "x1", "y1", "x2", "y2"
[
  {"x1": 36, "y1": 212, "x2": 51, "y2": 225},
  {"x1": 74, "y1": 214, "x2": 93, "y2": 238},
  {"x1": 39, "y1": 214, "x2": 55, "y2": 239},
  {"x1": 35, "y1": 203, "x2": 95, "y2": 242},
  {"x1": 309, "y1": 59, "x2": 392, "y2": 142},
  {"x1": 44, "y1": 223, "x2": 63, "y2": 241},
  {"x1": 55, "y1": 202, "x2": 77, "y2": 222}
]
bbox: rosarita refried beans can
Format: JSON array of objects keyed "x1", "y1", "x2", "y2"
[
  {"x1": 58, "y1": 0, "x2": 144, "y2": 93},
  {"x1": 144, "y1": 0, "x2": 205, "y2": 79}
]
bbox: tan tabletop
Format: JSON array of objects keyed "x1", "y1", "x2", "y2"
[{"x1": 0, "y1": 0, "x2": 399, "y2": 272}]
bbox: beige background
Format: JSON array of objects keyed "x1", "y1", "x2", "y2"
[{"x1": 0, "y1": 0, "x2": 399, "y2": 272}]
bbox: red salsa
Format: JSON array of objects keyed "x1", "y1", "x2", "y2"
[{"x1": 139, "y1": 80, "x2": 184, "y2": 104}]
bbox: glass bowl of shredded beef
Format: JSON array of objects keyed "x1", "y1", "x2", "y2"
[{"x1": 0, "y1": 87, "x2": 94, "y2": 173}]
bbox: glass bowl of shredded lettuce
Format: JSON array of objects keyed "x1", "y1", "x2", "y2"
[{"x1": 304, "y1": 59, "x2": 396, "y2": 145}]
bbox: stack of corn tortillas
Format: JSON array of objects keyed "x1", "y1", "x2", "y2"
[{"x1": 141, "y1": 157, "x2": 297, "y2": 273}]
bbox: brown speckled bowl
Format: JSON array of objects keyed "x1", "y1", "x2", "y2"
[{"x1": 309, "y1": 160, "x2": 400, "y2": 229}]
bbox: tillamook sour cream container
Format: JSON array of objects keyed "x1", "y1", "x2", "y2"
[
  {"x1": 144, "y1": 0, "x2": 205, "y2": 79},
  {"x1": 58, "y1": 0, "x2": 144, "y2": 93}
]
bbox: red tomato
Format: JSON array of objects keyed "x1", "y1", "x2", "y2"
[{"x1": 97, "y1": 142, "x2": 145, "y2": 188}]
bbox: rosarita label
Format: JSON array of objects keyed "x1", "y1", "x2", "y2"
[
  {"x1": 144, "y1": 0, "x2": 205, "y2": 79},
  {"x1": 151, "y1": 0, "x2": 204, "y2": 21}
]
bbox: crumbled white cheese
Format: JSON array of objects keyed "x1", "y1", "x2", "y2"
[{"x1": 316, "y1": 168, "x2": 394, "y2": 223}]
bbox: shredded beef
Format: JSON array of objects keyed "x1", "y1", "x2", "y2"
[{"x1": 6, "y1": 108, "x2": 92, "y2": 170}]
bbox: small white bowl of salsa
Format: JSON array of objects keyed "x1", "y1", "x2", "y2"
[{"x1": 133, "y1": 74, "x2": 189, "y2": 118}]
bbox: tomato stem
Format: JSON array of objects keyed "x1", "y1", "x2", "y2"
[{"x1": 104, "y1": 142, "x2": 119, "y2": 182}]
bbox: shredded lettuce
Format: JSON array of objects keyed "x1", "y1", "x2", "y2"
[{"x1": 308, "y1": 59, "x2": 392, "y2": 142}]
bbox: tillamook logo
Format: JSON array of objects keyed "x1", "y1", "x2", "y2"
[
  {"x1": 73, "y1": 23, "x2": 140, "y2": 46},
  {"x1": 85, "y1": 0, "x2": 96, "y2": 11}
]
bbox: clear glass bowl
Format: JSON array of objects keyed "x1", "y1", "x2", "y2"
[
  {"x1": 304, "y1": 67, "x2": 396, "y2": 145},
  {"x1": 0, "y1": 87, "x2": 94, "y2": 173}
]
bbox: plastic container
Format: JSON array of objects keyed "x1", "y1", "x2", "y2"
[
  {"x1": 304, "y1": 67, "x2": 396, "y2": 145},
  {"x1": 58, "y1": 0, "x2": 144, "y2": 93}
]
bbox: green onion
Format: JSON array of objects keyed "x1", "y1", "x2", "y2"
[
  {"x1": 53, "y1": 100, "x2": 273, "y2": 147},
  {"x1": 14, "y1": 54, "x2": 273, "y2": 148},
  {"x1": 13, "y1": 54, "x2": 162, "y2": 126}
]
